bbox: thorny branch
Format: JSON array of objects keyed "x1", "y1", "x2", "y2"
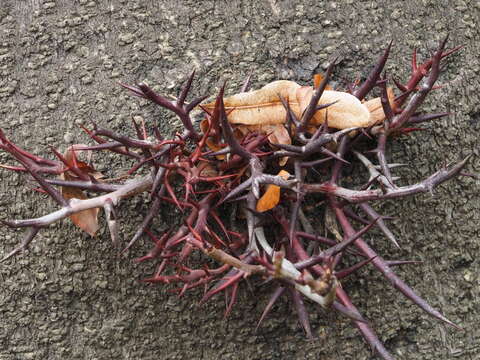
[{"x1": 0, "y1": 37, "x2": 471, "y2": 360}]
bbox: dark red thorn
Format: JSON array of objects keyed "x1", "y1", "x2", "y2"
[
  {"x1": 164, "y1": 170, "x2": 184, "y2": 211},
  {"x1": 353, "y1": 40, "x2": 393, "y2": 101},
  {"x1": 205, "y1": 226, "x2": 228, "y2": 249},
  {"x1": 411, "y1": 48, "x2": 418, "y2": 72},
  {"x1": 133, "y1": 230, "x2": 169, "y2": 263},
  {"x1": 49, "y1": 146, "x2": 89, "y2": 181},
  {"x1": 217, "y1": 84, "x2": 254, "y2": 161},
  {"x1": 393, "y1": 88, "x2": 415, "y2": 107},
  {"x1": 298, "y1": 59, "x2": 336, "y2": 135},
  {"x1": 0, "y1": 164, "x2": 27, "y2": 172},
  {"x1": 131, "y1": 116, "x2": 143, "y2": 140},
  {"x1": 385, "y1": 260, "x2": 422, "y2": 267},
  {"x1": 278, "y1": 93, "x2": 301, "y2": 134},
  {"x1": 295, "y1": 232, "x2": 338, "y2": 248},
  {"x1": 300, "y1": 156, "x2": 333, "y2": 168},
  {"x1": 199, "y1": 269, "x2": 243, "y2": 305},
  {"x1": 158, "y1": 196, "x2": 195, "y2": 209},
  {"x1": 289, "y1": 288, "x2": 313, "y2": 339},
  {"x1": 224, "y1": 282, "x2": 239, "y2": 318},
  {"x1": 335, "y1": 207, "x2": 461, "y2": 330},
  {"x1": 32, "y1": 187, "x2": 47, "y2": 194},
  {"x1": 177, "y1": 70, "x2": 196, "y2": 107},
  {"x1": 343, "y1": 207, "x2": 370, "y2": 225},
  {"x1": 255, "y1": 286, "x2": 285, "y2": 331},
  {"x1": 0, "y1": 130, "x2": 58, "y2": 167},
  {"x1": 209, "y1": 211, "x2": 231, "y2": 243},
  {"x1": 359, "y1": 203, "x2": 399, "y2": 248},
  {"x1": 332, "y1": 301, "x2": 367, "y2": 323},
  {"x1": 79, "y1": 124, "x2": 107, "y2": 145},
  {"x1": 397, "y1": 127, "x2": 427, "y2": 135},
  {"x1": 378, "y1": 74, "x2": 394, "y2": 123},
  {"x1": 0, "y1": 227, "x2": 40, "y2": 262},
  {"x1": 335, "y1": 257, "x2": 376, "y2": 279},
  {"x1": 135, "y1": 82, "x2": 200, "y2": 140},
  {"x1": 240, "y1": 70, "x2": 253, "y2": 92},
  {"x1": 153, "y1": 125, "x2": 163, "y2": 140},
  {"x1": 219, "y1": 177, "x2": 252, "y2": 205},
  {"x1": 79, "y1": 125, "x2": 141, "y2": 159},
  {"x1": 321, "y1": 147, "x2": 350, "y2": 164},
  {"x1": 392, "y1": 76, "x2": 408, "y2": 92},
  {"x1": 459, "y1": 171, "x2": 478, "y2": 179},
  {"x1": 186, "y1": 95, "x2": 209, "y2": 113},
  {"x1": 21, "y1": 162, "x2": 68, "y2": 207},
  {"x1": 315, "y1": 100, "x2": 338, "y2": 112},
  {"x1": 408, "y1": 112, "x2": 449, "y2": 124},
  {"x1": 150, "y1": 167, "x2": 166, "y2": 199},
  {"x1": 123, "y1": 195, "x2": 164, "y2": 253},
  {"x1": 335, "y1": 287, "x2": 394, "y2": 360},
  {"x1": 295, "y1": 217, "x2": 380, "y2": 271},
  {"x1": 119, "y1": 82, "x2": 147, "y2": 98}
]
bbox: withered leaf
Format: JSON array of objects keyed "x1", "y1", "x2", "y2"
[
  {"x1": 204, "y1": 80, "x2": 301, "y2": 126},
  {"x1": 313, "y1": 73, "x2": 333, "y2": 90},
  {"x1": 204, "y1": 80, "x2": 374, "y2": 130},
  {"x1": 60, "y1": 145, "x2": 101, "y2": 236},
  {"x1": 61, "y1": 182, "x2": 100, "y2": 236},
  {"x1": 256, "y1": 170, "x2": 290, "y2": 213}
]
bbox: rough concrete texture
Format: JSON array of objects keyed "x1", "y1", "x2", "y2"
[{"x1": 0, "y1": 0, "x2": 479, "y2": 359}]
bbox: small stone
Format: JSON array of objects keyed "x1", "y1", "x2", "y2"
[
  {"x1": 72, "y1": 263, "x2": 84, "y2": 272},
  {"x1": 63, "y1": 132, "x2": 74, "y2": 143},
  {"x1": 463, "y1": 270, "x2": 474, "y2": 282},
  {"x1": 119, "y1": 33, "x2": 134, "y2": 45},
  {"x1": 36, "y1": 272, "x2": 47, "y2": 281},
  {"x1": 62, "y1": 285, "x2": 73, "y2": 293},
  {"x1": 81, "y1": 75, "x2": 93, "y2": 84}
]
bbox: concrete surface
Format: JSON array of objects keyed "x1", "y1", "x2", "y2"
[{"x1": 0, "y1": 0, "x2": 479, "y2": 359}]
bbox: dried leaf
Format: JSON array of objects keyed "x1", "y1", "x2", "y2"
[
  {"x1": 203, "y1": 80, "x2": 373, "y2": 130},
  {"x1": 59, "y1": 145, "x2": 101, "y2": 236},
  {"x1": 205, "y1": 138, "x2": 227, "y2": 160},
  {"x1": 256, "y1": 170, "x2": 290, "y2": 212},
  {"x1": 204, "y1": 80, "x2": 301, "y2": 126},
  {"x1": 61, "y1": 183, "x2": 100, "y2": 236},
  {"x1": 313, "y1": 73, "x2": 333, "y2": 90}
]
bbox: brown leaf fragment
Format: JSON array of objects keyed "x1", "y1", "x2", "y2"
[
  {"x1": 203, "y1": 80, "x2": 301, "y2": 126},
  {"x1": 61, "y1": 184, "x2": 100, "y2": 236},
  {"x1": 256, "y1": 170, "x2": 290, "y2": 212},
  {"x1": 313, "y1": 73, "x2": 333, "y2": 90},
  {"x1": 59, "y1": 145, "x2": 101, "y2": 236},
  {"x1": 203, "y1": 80, "x2": 374, "y2": 130}
]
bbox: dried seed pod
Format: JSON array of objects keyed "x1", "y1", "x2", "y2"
[{"x1": 204, "y1": 80, "x2": 384, "y2": 129}]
